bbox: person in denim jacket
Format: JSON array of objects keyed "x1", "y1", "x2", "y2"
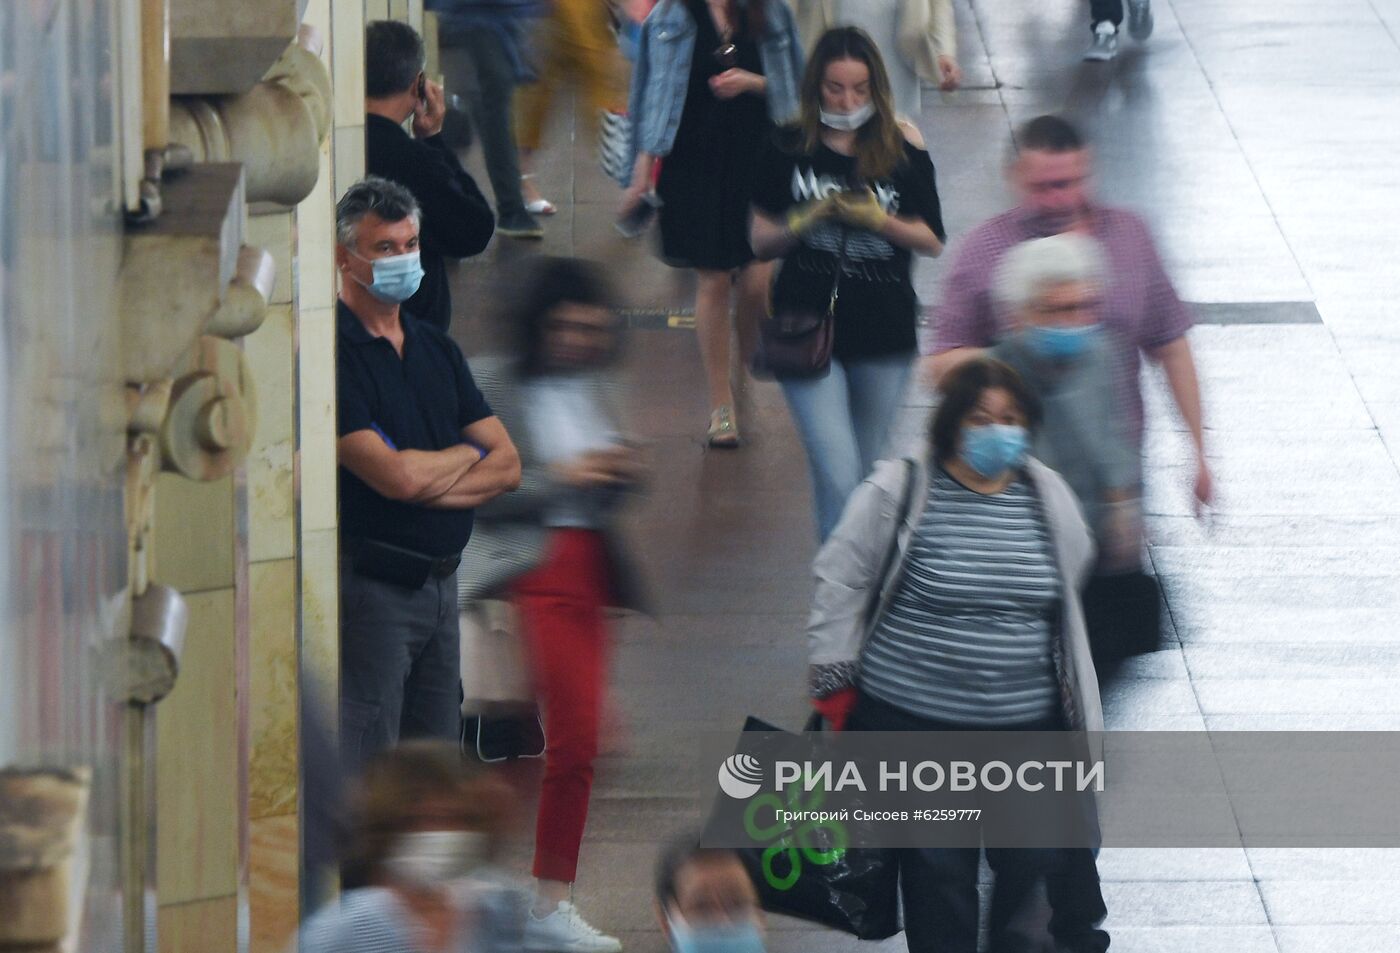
[{"x1": 619, "y1": 0, "x2": 803, "y2": 447}]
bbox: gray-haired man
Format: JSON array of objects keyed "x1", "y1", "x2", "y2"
[{"x1": 334, "y1": 176, "x2": 521, "y2": 768}]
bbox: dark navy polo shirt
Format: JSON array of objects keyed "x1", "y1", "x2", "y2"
[{"x1": 337, "y1": 300, "x2": 494, "y2": 557}]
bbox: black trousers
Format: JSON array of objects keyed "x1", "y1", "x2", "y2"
[
  {"x1": 439, "y1": 31, "x2": 528, "y2": 218},
  {"x1": 1090, "y1": 0, "x2": 1123, "y2": 27},
  {"x1": 847, "y1": 691, "x2": 1109, "y2": 953}
]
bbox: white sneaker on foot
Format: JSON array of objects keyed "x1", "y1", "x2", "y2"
[
  {"x1": 1084, "y1": 21, "x2": 1119, "y2": 62},
  {"x1": 1126, "y1": 0, "x2": 1154, "y2": 41},
  {"x1": 525, "y1": 901, "x2": 622, "y2": 953}
]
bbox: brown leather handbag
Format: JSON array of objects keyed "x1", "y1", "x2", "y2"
[{"x1": 752, "y1": 230, "x2": 848, "y2": 380}]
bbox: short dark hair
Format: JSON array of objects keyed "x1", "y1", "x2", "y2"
[
  {"x1": 1016, "y1": 114, "x2": 1086, "y2": 155},
  {"x1": 365, "y1": 20, "x2": 425, "y2": 98},
  {"x1": 506, "y1": 256, "x2": 621, "y2": 376},
  {"x1": 336, "y1": 175, "x2": 420, "y2": 247},
  {"x1": 654, "y1": 834, "x2": 749, "y2": 908},
  {"x1": 930, "y1": 358, "x2": 1042, "y2": 462}
]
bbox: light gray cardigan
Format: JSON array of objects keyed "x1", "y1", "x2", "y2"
[
  {"x1": 457, "y1": 356, "x2": 645, "y2": 610},
  {"x1": 806, "y1": 448, "x2": 1104, "y2": 734}
]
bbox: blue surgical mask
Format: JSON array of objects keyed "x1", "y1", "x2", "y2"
[
  {"x1": 669, "y1": 919, "x2": 766, "y2": 953},
  {"x1": 961, "y1": 424, "x2": 1028, "y2": 478},
  {"x1": 350, "y1": 249, "x2": 424, "y2": 304},
  {"x1": 1025, "y1": 324, "x2": 1100, "y2": 361}
]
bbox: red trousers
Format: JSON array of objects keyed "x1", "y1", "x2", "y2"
[{"x1": 509, "y1": 529, "x2": 612, "y2": 883}]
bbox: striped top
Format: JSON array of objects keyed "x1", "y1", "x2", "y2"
[{"x1": 860, "y1": 468, "x2": 1062, "y2": 726}]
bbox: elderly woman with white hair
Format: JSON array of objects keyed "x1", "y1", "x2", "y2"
[{"x1": 988, "y1": 234, "x2": 1140, "y2": 575}]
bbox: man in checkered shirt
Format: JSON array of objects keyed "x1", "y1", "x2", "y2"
[{"x1": 924, "y1": 113, "x2": 1213, "y2": 514}]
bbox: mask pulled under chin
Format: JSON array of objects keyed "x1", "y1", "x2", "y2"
[
  {"x1": 819, "y1": 102, "x2": 876, "y2": 132},
  {"x1": 382, "y1": 830, "x2": 490, "y2": 889},
  {"x1": 668, "y1": 917, "x2": 767, "y2": 953}
]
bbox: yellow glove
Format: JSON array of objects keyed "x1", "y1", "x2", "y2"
[
  {"x1": 785, "y1": 196, "x2": 838, "y2": 237},
  {"x1": 832, "y1": 189, "x2": 889, "y2": 232}
]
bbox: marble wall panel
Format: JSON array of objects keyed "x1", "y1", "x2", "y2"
[
  {"x1": 332, "y1": 124, "x2": 367, "y2": 205},
  {"x1": 299, "y1": 307, "x2": 341, "y2": 534},
  {"x1": 151, "y1": 475, "x2": 238, "y2": 594},
  {"x1": 247, "y1": 214, "x2": 295, "y2": 307},
  {"x1": 301, "y1": 528, "x2": 342, "y2": 699},
  {"x1": 249, "y1": 559, "x2": 299, "y2": 819},
  {"x1": 158, "y1": 895, "x2": 239, "y2": 953},
  {"x1": 299, "y1": 139, "x2": 338, "y2": 313},
  {"x1": 331, "y1": 0, "x2": 367, "y2": 129},
  {"x1": 249, "y1": 815, "x2": 300, "y2": 953},
  {"x1": 246, "y1": 305, "x2": 298, "y2": 565},
  {"x1": 156, "y1": 588, "x2": 240, "y2": 904}
]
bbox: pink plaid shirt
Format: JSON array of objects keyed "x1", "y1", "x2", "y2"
[{"x1": 929, "y1": 205, "x2": 1193, "y2": 441}]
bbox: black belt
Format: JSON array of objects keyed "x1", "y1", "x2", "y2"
[{"x1": 346, "y1": 537, "x2": 461, "y2": 589}]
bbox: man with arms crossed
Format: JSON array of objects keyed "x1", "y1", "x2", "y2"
[{"x1": 334, "y1": 176, "x2": 521, "y2": 767}]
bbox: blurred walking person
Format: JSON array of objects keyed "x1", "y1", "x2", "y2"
[
  {"x1": 987, "y1": 235, "x2": 1141, "y2": 573},
  {"x1": 621, "y1": 0, "x2": 804, "y2": 447},
  {"x1": 298, "y1": 741, "x2": 526, "y2": 953},
  {"x1": 793, "y1": 0, "x2": 960, "y2": 118},
  {"x1": 1084, "y1": 0, "x2": 1153, "y2": 62},
  {"x1": 458, "y1": 258, "x2": 646, "y2": 953},
  {"x1": 749, "y1": 27, "x2": 945, "y2": 539},
  {"x1": 806, "y1": 358, "x2": 1108, "y2": 953},
  {"x1": 515, "y1": 0, "x2": 629, "y2": 214},
  {"x1": 655, "y1": 838, "x2": 768, "y2": 953},
  {"x1": 925, "y1": 114, "x2": 1211, "y2": 516},
  {"x1": 429, "y1": 0, "x2": 549, "y2": 239}
]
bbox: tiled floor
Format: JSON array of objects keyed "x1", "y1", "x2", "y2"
[{"x1": 447, "y1": 1, "x2": 1400, "y2": 949}]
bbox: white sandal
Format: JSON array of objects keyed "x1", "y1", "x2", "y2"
[{"x1": 521, "y1": 174, "x2": 557, "y2": 215}]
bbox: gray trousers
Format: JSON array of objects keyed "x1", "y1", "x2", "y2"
[
  {"x1": 340, "y1": 564, "x2": 461, "y2": 770},
  {"x1": 439, "y1": 31, "x2": 528, "y2": 218}
]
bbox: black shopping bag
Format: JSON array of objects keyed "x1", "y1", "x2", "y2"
[
  {"x1": 704, "y1": 715, "x2": 901, "y2": 940},
  {"x1": 1082, "y1": 569, "x2": 1163, "y2": 668}
]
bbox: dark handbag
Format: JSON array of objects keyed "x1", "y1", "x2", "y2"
[
  {"x1": 705, "y1": 715, "x2": 901, "y2": 940},
  {"x1": 461, "y1": 703, "x2": 546, "y2": 763},
  {"x1": 752, "y1": 230, "x2": 848, "y2": 380},
  {"x1": 1081, "y1": 569, "x2": 1163, "y2": 669}
]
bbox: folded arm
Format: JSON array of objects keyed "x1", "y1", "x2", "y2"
[
  {"x1": 338, "y1": 430, "x2": 483, "y2": 504},
  {"x1": 423, "y1": 416, "x2": 522, "y2": 510}
]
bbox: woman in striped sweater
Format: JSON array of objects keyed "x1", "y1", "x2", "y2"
[{"x1": 805, "y1": 356, "x2": 1108, "y2": 953}]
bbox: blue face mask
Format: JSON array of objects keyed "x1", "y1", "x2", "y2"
[
  {"x1": 1025, "y1": 324, "x2": 1100, "y2": 361},
  {"x1": 669, "y1": 919, "x2": 766, "y2": 953},
  {"x1": 350, "y1": 249, "x2": 424, "y2": 304},
  {"x1": 961, "y1": 424, "x2": 1028, "y2": 478}
]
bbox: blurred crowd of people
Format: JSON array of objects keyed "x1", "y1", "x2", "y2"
[{"x1": 324, "y1": 0, "x2": 1203, "y2": 952}]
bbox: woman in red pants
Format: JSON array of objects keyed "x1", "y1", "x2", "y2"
[{"x1": 458, "y1": 257, "x2": 646, "y2": 953}]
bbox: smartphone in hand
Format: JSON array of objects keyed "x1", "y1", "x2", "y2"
[{"x1": 615, "y1": 192, "x2": 662, "y2": 238}]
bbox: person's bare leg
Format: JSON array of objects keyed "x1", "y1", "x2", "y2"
[
  {"x1": 695, "y1": 269, "x2": 739, "y2": 444},
  {"x1": 534, "y1": 878, "x2": 570, "y2": 913},
  {"x1": 518, "y1": 150, "x2": 556, "y2": 213}
]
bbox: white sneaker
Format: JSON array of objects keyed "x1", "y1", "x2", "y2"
[
  {"x1": 1126, "y1": 0, "x2": 1154, "y2": 41},
  {"x1": 1084, "y1": 21, "x2": 1119, "y2": 62},
  {"x1": 525, "y1": 901, "x2": 623, "y2": 953}
]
